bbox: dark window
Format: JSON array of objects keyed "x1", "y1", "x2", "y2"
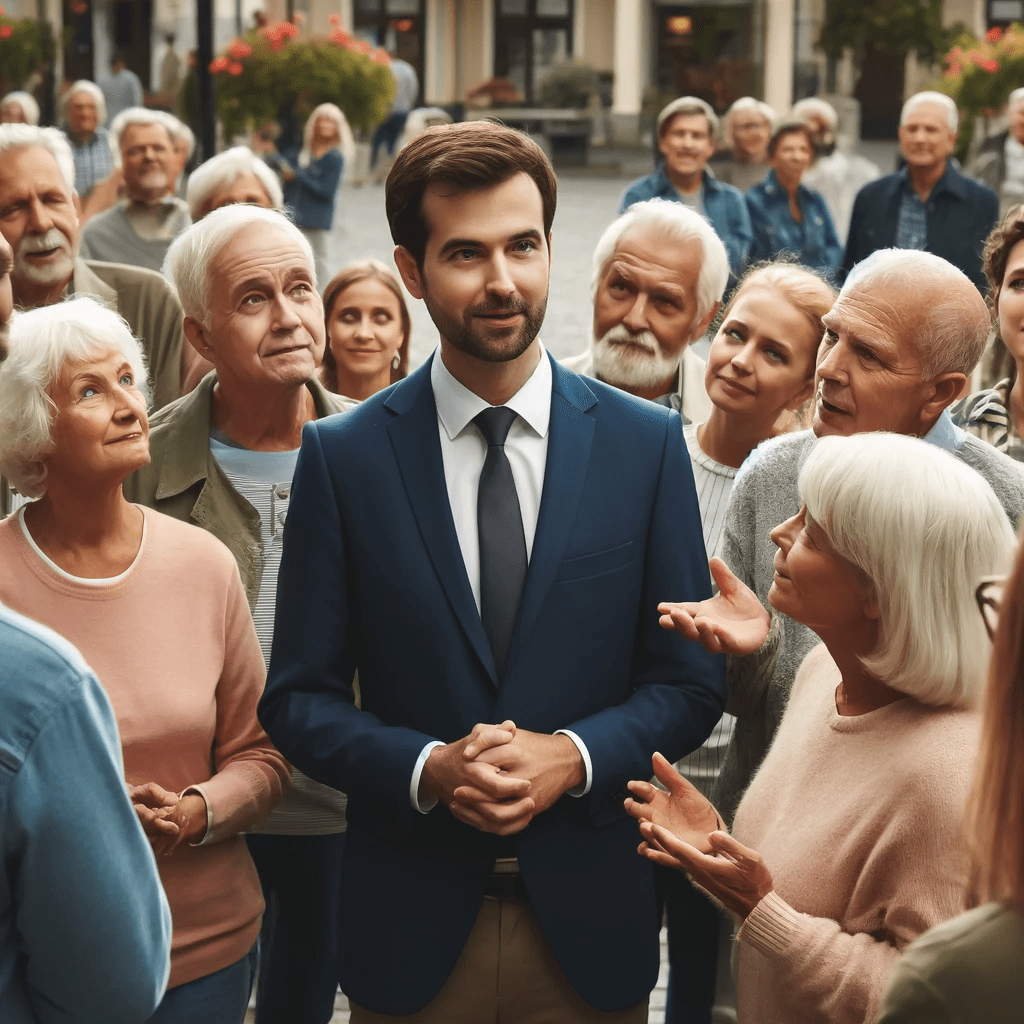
[
  {"x1": 354, "y1": 0, "x2": 425, "y2": 107},
  {"x1": 494, "y1": 0, "x2": 574, "y2": 106}
]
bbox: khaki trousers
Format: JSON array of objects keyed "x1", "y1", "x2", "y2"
[{"x1": 349, "y1": 896, "x2": 649, "y2": 1024}]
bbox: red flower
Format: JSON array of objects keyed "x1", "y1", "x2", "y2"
[
  {"x1": 329, "y1": 13, "x2": 341, "y2": 25},
  {"x1": 971, "y1": 53, "x2": 999, "y2": 72},
  {"x1": 0, "y1": 24, "x2": 12, "y2": 39},
  {"x1": 371, "y1": 48, "x2": 391, "y2": 65},
  {"x1": 330, "y1": 29, "x2": 353, "y2": 46},
  {"x1": 987, "y1": 27, "x2": 1003, "y2": 43},
  {"x1": 227, "y1": 40, "x2": 252, "y2": 59},
  {"x1": 228, "y1": 62, "x2": 244, "y2": 76},
  {"x1": 209, "y1": 55, "x2": 230, "y2": 73},
  {"x1": 353, "y1": 39, "x2": 371, "y2": 54}
]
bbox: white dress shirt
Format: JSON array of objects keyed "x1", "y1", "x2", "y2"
[{"x1": 409, "y1": 345, "x2": 593, "y2": 811}]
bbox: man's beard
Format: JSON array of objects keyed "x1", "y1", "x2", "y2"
[
  {"x1": 592, "y1": 324, "x2": 682, "y2": 390},
  {"x1": 134, "y1": 167, "x2": 169, "y2": 195},
  {"x1": 14, "y1": 228, "x2": 76, "y2": 287},
  {"x1": 423, "y1": 288, "x2": 547, "y2": 364}
]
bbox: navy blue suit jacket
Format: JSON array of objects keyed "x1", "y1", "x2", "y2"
[{"x1": 260, "y1": 353, "x2": 725, "y2": 1014}]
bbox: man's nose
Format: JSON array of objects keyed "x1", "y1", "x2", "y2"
[
  {"x1": 621, "y1": 294, "x2": 649, "y2": 334},
  {"x1": 484, "y1": 254, "x2": 515, "y2": 299}
]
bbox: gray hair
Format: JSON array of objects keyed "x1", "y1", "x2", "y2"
[
  {"x1": 62, "y1": 80, "x2": 107, "y2": 126},
  {"x1": 790, "y1": 97, "x2": 838, "y2": 130},
  {"x1": 163, "y1": 204, "x2": 315, "y2": 324},
  {"x1": 1, "y1": 91, "x2": 40, "y2": 126},
  {"x1": 165, "y1": 115, "x2": 196, "y2": 160},
  {"x1": 591, "y1": 198, "x2": 729, "y2": 323},
  {"x1": 842, "y1": 249, "x2": 989, "y2": 377},
  {"x1": 657, "y1": 96, "x2": 719, "y2": 139},
  {"x1": 800, "y1": 432, "x2": 1016, "y2": 709},
  {"x1": 186, "y1": 146, "x2": 284, "y2": 220},
  {"x1": 0, "y1": 124, "x2": 76, "y2": 195},
  {"x1": 109, "y1": 107, "x2": 175, "y2": 166},
  {"x1": 722, "y1": 96, "x2": 775, "y2": 147},
  {"x1": 900, "y1": 91, "x2": 959, "y2": 133},
  {"x1": 1008, "y1": 87, "x2": 1024, "y2": 114},
  {"x1": 0, "y1": 297, "x2": 150, "y2": 498}
]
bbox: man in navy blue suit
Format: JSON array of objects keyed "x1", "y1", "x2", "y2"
[{"x1": 260, "y1": 121, "x2": 724, "y2": 1023}]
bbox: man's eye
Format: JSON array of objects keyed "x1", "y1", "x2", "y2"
[
  {"x1": 120, "y1": 373, "x2": 134, "y2": 387},
  {"x1": 81, "y1": 386, "x2": 98, "y2": 398},
  {"x1": 514, "y1": 240, "x2": 536, "y2": 253}
]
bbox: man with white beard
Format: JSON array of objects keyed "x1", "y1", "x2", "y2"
[
  {"x1": 80, "y1": 108, "x2": 191, "y2": 274},
  {"x1": 563, "y1": 199, "x2": 728, "y2": 423}
]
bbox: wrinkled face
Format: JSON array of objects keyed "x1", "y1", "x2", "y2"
[
  {"x1": 592, "y1": 223, "x2": 712, "y2": 391},
  {"x1": 730, "y1": 111, "x2": 771, "y2": 159},
  {"x1": 0, "y1": 100, "x2": 27, "y2": 124},
  {"x1": 66, "y1": 91, "x2": 99, "y2": 138},
  {"x1": 659, "y1": 113, "x2": 716, "y2": 182},
  {"x1": 1011, "y1": 100, "x2": 1024, "y2": 147},
  {"x1": 0, "y1": 145, "x2": 79, "y2": 293},
  {"x1": 46, "y1": 346, "x2": 150, "y2": 486},
  {"x1": 200, "y1": 224, "x2": 325, "y2": 390},
  {"x1": 0, "y1": 234, "x2": 13, "y2": 359},
  {"x1": 772, "y1": 131, "x2": 814, "y2": 183},
  {"x1": 813, "y1": 281, "x2": 932, "y2": 437},
  {"x1": 120, "y1": 122, "x2": 176, "y2": 200},
  {"x1": 995, "y1": 237, "x2": 1024, "y2": 433},
  {"x1": 198, "y1": 173, "x2": 275, "y2": 219},
  {"x1": 327, "y1": 277, "x2": 405, "y2": 384},
  {"x1": 898, "y1": 102, "x2": 956, "y2": 173},
  {"x1": 705, "y1": 284, "x2": 816, "y2": 422}
]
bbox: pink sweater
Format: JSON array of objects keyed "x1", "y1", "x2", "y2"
[
  {"x1": 0, "y1": 507, "x2": 289, "y2": 988},
  {"x1": 732, "y1": 643, "x2": 978, "y2": 1024}
]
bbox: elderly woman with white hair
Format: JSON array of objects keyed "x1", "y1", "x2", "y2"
[
  {"x1": 0, "y1": 91, "x2": 40, "y2": 126},
  {"x1": 0, "y1": 296, "x2": 289, "y2": 1024},
  {"x1": 710, "y1": 96, "x2": 774, "y2": 193},
  {"x1": 631, "y1": 431, "x2": 1017, "y2": 1024},
  {"x1": 186, "y1": 145, "x2": 284, "y2": 220}
]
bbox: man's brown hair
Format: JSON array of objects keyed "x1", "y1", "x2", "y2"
[{"x1": 385, "y1": 120, "x2": 558, "y2": 266}]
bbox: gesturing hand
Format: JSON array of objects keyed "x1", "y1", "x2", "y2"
[
  {"x1": 658, "y1": 557, "x2": 771, "y2": 655},
  {"x1": 624, "y1": 752, "x2": 722, "y2": 855},
  {"x1": 128, "y1": 783, "x2": 208, "y2": 857}
]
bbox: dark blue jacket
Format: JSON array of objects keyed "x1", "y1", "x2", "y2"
[
  {"x1": 841, "y1": 162, "x2": 998, "y2": 291},
  {"x1": 282, "y1": 147, "x2": 343, "y2": 231},
  {"x1": 746, "y1": 169, "x2": 842, "y2": 278},
  {"x1": 619, "y1": 166, "x2": 753, "y2": 277},
  {"x1": 260, "y1": 353, "x2": 724, "y2": 1014}
]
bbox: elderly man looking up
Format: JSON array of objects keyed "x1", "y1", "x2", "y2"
[
  {"x1": 125, "y1": 205, "x2": 355, "y2": 1024},
  {"x1": 186, "y1": 146, "x2": 284, "y2": 221},
  {"x1": 661, "y1": 248, "x2": 1024, "y2": 825},
  {"x1": 61, "y1": 81, "x2": 113, "y2": 201},
  {"x1": 564, "y1": 198, "x2": 726, "y2": 424},
  {"x1": 80, "y1": 107, "x2": 191, "y2": 274},
  {"x1": 843, "y1": 92, "x2": 998, "y2": 291}
]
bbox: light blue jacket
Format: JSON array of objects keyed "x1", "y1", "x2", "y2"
[{"x1": 0, "y1": 603, "x2": 172, "y2": 1023}]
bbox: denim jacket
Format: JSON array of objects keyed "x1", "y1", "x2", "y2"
[{"x1": 281, "y1": 147, "x2": 344, "y2": 231}]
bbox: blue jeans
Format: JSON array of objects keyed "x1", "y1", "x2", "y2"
[
  {"x1": 370, "y1": 112, "x2": 409, "y2": 167},
  {"x1": 659, "y1": 865, "x2": 718, "y2": 1024},
  {"x1": 148, "y1": 945, "x2": 257, "y2": 1024}
]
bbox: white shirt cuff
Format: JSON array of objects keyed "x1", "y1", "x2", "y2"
[
  {"x1": 410, "y1": 741, "x2": 445, "y2": 813},
  {"x1": 554, "y1": 729, "x2": 592, "y2": 796},
  {"x1": 180, "y1": 785, "x2": 212, "y2": 845}
]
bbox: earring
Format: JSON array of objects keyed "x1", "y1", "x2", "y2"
[{"x1": 392, "y1": 351, "x2": 401, "y2": 370}]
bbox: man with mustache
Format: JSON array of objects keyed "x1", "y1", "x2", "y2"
[
  {"x1": 79, "y1": 108, "x2": 191, "y2": 274},
  {"x1": 564, "y1": 198, "x2": 728, "y2": 425}
]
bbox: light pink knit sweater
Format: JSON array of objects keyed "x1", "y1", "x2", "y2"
[{"x1": 732, "y1": 643, "x2": 979, "y2": 1024}]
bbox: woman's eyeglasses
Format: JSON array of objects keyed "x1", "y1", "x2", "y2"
[{"x1": 975, "y1": 576, "x2": 1005, "y2": 642}]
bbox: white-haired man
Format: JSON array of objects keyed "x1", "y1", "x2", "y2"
[
  {"x1": 124, "y1": 205, "x2": 355, "y2": 1024},
  {"x1": 80, "y1": 107, "x2": 191, "y2": 273},
  {"x1": 564, "y1": 198, "x2": 727, "y2": 424},
  {"x1": 0, "y1": 124, "x2": 187, "y2": 421},
  {"x1": 186, "y1": 145, "x2": 284, "y2": 221},
  {"x1": 662, "y1": 248, "x2": 1024, "y2": 827},
  {"x1": 842, "y1": 91, "x2": 998, "y2": 291},
  {"x1": 969, "y1": 86, "x2": 1024, "y2": 211},
  {"x1": 61, "y1": 80, "x2": 112, "y2": 200}
]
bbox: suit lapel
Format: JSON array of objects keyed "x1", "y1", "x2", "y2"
[{"x1": 385, "y1": 358, "x2": 499, "y2": 685}]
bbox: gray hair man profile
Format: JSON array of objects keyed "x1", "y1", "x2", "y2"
[
  {"x1": 564, "y1": 198, "x2": 728, "y2": 423},
  {"x1": 666, "y1": 248, "x2": 1024, "y2": 823}
]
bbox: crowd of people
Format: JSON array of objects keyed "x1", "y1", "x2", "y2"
[{"x1": 0, "y1": 72, "x2": 1023, "y2": 1024}]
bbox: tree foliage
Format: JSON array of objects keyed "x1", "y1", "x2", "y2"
[
  {"x1": 820, "y1": 0, "x2": 961, "y2": 63},
  {"x1": 0, "y1": 9, "x2": 55, "y2": 97}
]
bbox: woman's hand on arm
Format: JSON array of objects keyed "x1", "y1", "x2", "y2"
[
  {"x1": 658, "y1": 556, "x2": 771, "y2": 655},
  {"x1": 129, "y1": 783, "x2": 208, "y2": 856}
]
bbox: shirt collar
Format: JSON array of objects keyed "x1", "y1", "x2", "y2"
[
  {"x1": 898, "y1": 161, "x2": 967, "y2": 201},
  {"x1": 431, "y1": 343, "x2": 552, "y2": 441},
  {"x1": 922, "y1": 407, "x2": 966, "y2": 452}
]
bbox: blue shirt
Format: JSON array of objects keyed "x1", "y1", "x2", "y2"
[
  {"x1": 745, "y1": 168, "x2": 843, "y2": 278},
  {"x1": 895, "y1": 180, "x2": 928, "y2": 251},
  {"x1": 619, "y1": 165, "x2": 753, "y2": 278},
  {"x1": 64, "y1": 124, "x2": 114, "y2": 198},
  {"x1": 0, "y1": 602, "x2": 171, "y2": 1023},
  {"x1": 281, "y1": 147, "x2": 344, "y2": 231}
]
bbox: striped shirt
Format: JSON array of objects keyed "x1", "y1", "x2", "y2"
[{"x1": 64, "y1": 125, "x2": 114, "y2": 197}]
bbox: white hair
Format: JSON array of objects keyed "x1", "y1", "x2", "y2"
[
  {"x1": 162, "y1": 204, "x2": 315, "y2": 324},
  {"x1": 0, "y1": 124, "x2": 76, "y2": 195},
  {"x1": 164, "y1": 115, "x2": 196, "y2": 159},
  {"x1": 0, "y1": 297, "x2": 150, "y2": 498},
  {"x1": 186, "y1": 146, "x2": 284, "y2": 220},
  {"x1": 62, "y1": 80, "x2": 107, "y2": 126},
  {"x1": 657, "y1": 96, "x2": 719, "y2": 139},
  {"x1": 799, "y1": 432, "x2": 1016, "y2": 709},
  {"x1": 722, "y1": 96, "x2": 775, "y2": 147},
  {"x1": 1, "y1": 91, "x2": 40, "y2": 126},
  {"x1": 900, "y1": 91, "x2": 959, "y2": 133},
  {"x1": 591, "y1": 198, "x2": 729, "y2": 323},
  {"x1": 300, "y1": 102, "x2": 355, "y2": 172},
  {"x1": 109, "y1": 107, "x2": 175, "y2": 166},
  {"x1": 1008, "y1": 87, "x2": 1024, "y2": 113},
  {"x1": 790, "y1": 97, "x2": 838, "y2": 130},
  {"x1": 841, "y1": 249, "x2": 989, "y2": 377}
]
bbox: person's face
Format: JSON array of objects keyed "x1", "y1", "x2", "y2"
[
  {"x1": 0, "y1": 145, "x2": 79, "y2": 293},
  {"x1": 0, "y1": 100, "x2": 27, "y2": 124},
  {"x1": 591, "y1": 223, "x2": 717, "y2": 391},
  {"x1": 188, "y1": 224, "x2": 325, "y2": 391},
  {"x1": 45, "y1": 346, "x2": 150, "y2": 486},
  {"x1": 705, "y1": 284, "x2": 816, "y2": 421},
  {"x1": 898, "y1": 102, "x2": 957, "y2": 173},
  {"x1": 658, "y1": 114, "x2": 716, "y2": 182},
  {"x1": 768, "y1": 505, "x2": 876, "y2": 634},
  {"x1": 327, "y1": 277, "x2": 405, "y2": 386},
  {"x1": 0, "y1": 234, "x2": 13, "y2": 360},
  {"x1": 198, "y1": 173, "x2": 275, "y2": 219},
  {"x1": 1011, "y1": 100, "x2": 1024, "y2": 147},
  {"x1": 730, "y1": 112, "x2": 770, "y2": 160},
  {"x1": 813, "y1": 282, "x2": 934, "y2": 437},
  {"x1": 120, "y1": 122, "x2": 176, "y2": 201},
  {"x1": 771, "y1": 131, "x2": 814, "y2": 184},
  {"x1": 66, "y1": 91, "x2": 99, "y2": 138},
  {"x1": 313, "y1": 115, "x2": 340, "y2": 146},
  {"x1": 995, "y1": 238, "x2": 1024, "y2": 433},
  {"x1": 395, "y1": 172, "x2": 550, "y2": 364}
]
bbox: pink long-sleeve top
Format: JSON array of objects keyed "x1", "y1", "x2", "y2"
[
  {"x1": 0, "y1": 507, "x2": 289, "y2": 988},
  {"x1": 732, "y1": 643, "x2": 979, "y2": 1024}
]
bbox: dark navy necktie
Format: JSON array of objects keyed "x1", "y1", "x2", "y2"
[{"x1": 474, "y1": 406, "x2": 527, "y2": 677}]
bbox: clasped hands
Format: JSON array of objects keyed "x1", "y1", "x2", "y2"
[
  {"x1": 129, "y1": 782, "x2": 208, "y2": 857},
  {"x1": 418, "y1": 720, "x2": 584, "y2": 836}
]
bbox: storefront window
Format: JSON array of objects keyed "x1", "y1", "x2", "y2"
[
  {"x1": 354, "y1": 0, "x2": 425, "y2": 104},
  {"x1": 494, "y1": 0, "x2": 574, "y2": 106}
]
